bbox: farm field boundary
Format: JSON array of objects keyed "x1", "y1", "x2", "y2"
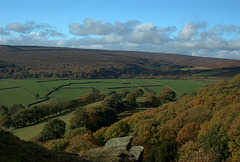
[{"x1": 0, "y1": 79, "x2": 214, "y2": 107}]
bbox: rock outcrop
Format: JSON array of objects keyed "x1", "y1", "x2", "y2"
[
  {"x1": 79, "y1": 136, "x2": 144, "y2": 162},
  {"x1": 104, "y1": 136, "x2": 133, "y2": 150},
  {"x1": 129, "y1": 146, "x2": 144, "y2": 161}
]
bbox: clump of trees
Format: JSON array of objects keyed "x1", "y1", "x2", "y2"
[
  {"x1": 0, "y1": 105, "x2": 8, "y2": 116},
  {"x1": 158, "y1": 87, "x2": 176, "y2": 103},
  {"x1": 41, "y1": 119, "x2": 66, "y2": 141},
  {"x1": 70, "y1": 105, "x2": 118, "y2": 132},
  {"x1": 145, "y1": 94, "x2": 161, "y2": 107},
  {"x1": 43, "y1": 139, "x2": 69, "y2": 152}
]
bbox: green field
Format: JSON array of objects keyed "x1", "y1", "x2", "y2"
[
  {"x1": 181, "y1": 67, "x2": 209, "y2": 71},
  {"x1": 12, "y1": 110, "x2": 75, "y2": 141},
  {"x1": 6, "y1": 78, "x2": 215, "y2": 141},
  {"x1": 192, "y1": 69, "x2": 230, "y2": 77},
  {"x1": 0, "y1": 79, "x2": 214, "y2": 108}
]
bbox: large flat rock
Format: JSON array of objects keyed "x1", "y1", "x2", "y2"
[{"x1": 104, "y1": 136, "x2": 133, "y2": 150}]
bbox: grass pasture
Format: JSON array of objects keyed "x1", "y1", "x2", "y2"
[
  {"x1": 0, "y1": 79, "x2": 214, "y2": 108},
  {"x1": 12, "y1": 110, "x2": 75, "y2": 141},
  {"x1": 181, "y1": 67, "x2": 209, "y2": 71},
  {"x1": 7, "y1": 78, "x2": 215, "y2": 141},
  {"x1": 192, "y1": 69, "x2": 230, "y2": 77},
  {"x1": 145, "y1": 79, "x2": 205, "y2": 96}
]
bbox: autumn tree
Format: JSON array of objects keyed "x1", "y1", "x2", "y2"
[
  {"x1": 41, "y1": 119, "x2": 66, "y2": 141},
  {"x1": 93, "y1": 121, "x2": 130, "y2": 145},
  {"x1": 0, "y1": 116, "x2": 12, "y2": 128},
  {"x1": 70, "y1": 109, "x2": 89, "y2": 130},
  {"x1": 66, "y1": 134, "x2": 99, "y2": 154},
  {"x1": 0, "y1": 105, "x2": 8, "y2": 116},
  {"x1": 70, "y1": 106, "x2": 117, "y2": 132},
  {"x1": 133, "y1": 88, "x2": 144, "y2": 97},
  {"x1": 106, "y1": 91, "x2": 117, "y2": 97},
  {"x1": 125, "y1": 93, "x2": 137, "y2": 106},
  {"x1": 145, "y1": 94, "x2": 161, "y2": 107},
  {"x1": 90, "y1": 88, "x2": 100, "y2": 94},
  {"x1": 101, "y1": 94, "x2": 123, "y2": 112},
  {"x1": 146, "y1": 140, "x2": 177, "y2": 162},
  {"x1": 158, "y1": 87, "x2": 176, "y2": 103},
  {"x1": 66, "y1": 127, "x2": 92, "y2": 139},
  {"x1": 176, "y1": 122, "x2": 200, "y2": 145},
  {"x1": 118, "y1": 88, "x2": 131, "y2": 98},
  {"x1": 44, "y1": 139, "x2": 69, "y2": 152},
  {"x1": 9, "y1": 104, "x2": 24, "y2": 115},
  {"x1": 199, "y1": 125, "x2": 230, "y2": 161}
]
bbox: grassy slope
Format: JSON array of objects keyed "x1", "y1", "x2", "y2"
[
  {"x1": 0, "y1": 129, "x2": 84, "y2": 162},
  {"x1": 192, "y1": 69, "x2": 230, "y2": 77},
  {"x1": 12, "y1": 110, "x2": 75, "y2": 141}
]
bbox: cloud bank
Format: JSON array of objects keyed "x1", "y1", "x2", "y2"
[{"x1": 1, "y1": 18, "x2": 240, "y2": 60}]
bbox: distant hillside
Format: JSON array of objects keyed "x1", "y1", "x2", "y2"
[{"x1": 0, "y1": 45, "x2": 239, "y2": 79}]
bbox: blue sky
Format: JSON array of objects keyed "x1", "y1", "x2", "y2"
[{"x1": 0, "y1": 0, "x2": 240, "y2": 60}]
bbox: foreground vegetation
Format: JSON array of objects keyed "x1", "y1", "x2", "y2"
[
  {"x1": 0, "y1": 78, "x2": 211, "y2": 141},
  {"x1": 1, "y1": 74, "x2": 240, "y2": 161}
]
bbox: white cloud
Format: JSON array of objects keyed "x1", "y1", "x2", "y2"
[
  {"x1": 69, "y1": 18, "x2": 139, "y2": 36},
  {"x1": 5, "y1": 21, "x2": 65, "y2": 37},
  {"x1": 69, "y1": 19, "x2": 175, "y2": 45},
  {"x1": 1, "y1": 19, "x2": 240, "y2": 60},
  {"x1": 177, "y1": 21, "x2": 207, "y2": 41},
  {"x1": 6, "y1": 21, "x2": 35, "y2": 33},
  {"x1": 0, "y1": 38, "x2": 8, "y2": 44},
  {"x1": 128, "y1": 23, "x2": 175, "y2": 44},
  {"x1": 0, "y1": 27, "x2": 10, "y2": 36},
  {"x1": 104, "y1": 33, "x2": 123, "y2": 43}
]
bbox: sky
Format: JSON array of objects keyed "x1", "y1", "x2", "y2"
[{"x1": 0, "y1": 0, "x2": 240, "y2": 60}]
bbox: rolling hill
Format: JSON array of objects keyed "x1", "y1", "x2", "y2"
[{"x1": 0, "y1": 45, "x2": 239, "y2": 79}]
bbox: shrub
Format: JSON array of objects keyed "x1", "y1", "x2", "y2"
[
  {"x1": 65, "y1": 127, "x2": 92, "y2": 139},
  {"x1": 66, "y1": 134, "x2": 99, "y2": 154},
  {"x1": 44, "y1": 139, "x2": 69, "y2": 152},
  {"x1": 145, "y1": 94, "x2": 161, "y2": 107},
  {"x1": 41, "y1": 119, "x2": 66, "y2": 141},
  {"x1": 199, "y1": 125, "x2": 230, "y2": 161}
]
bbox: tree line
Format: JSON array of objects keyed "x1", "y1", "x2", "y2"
[
  {"x1": 0, "y1": 91, "x2": 105, "y2": 128},
  {"x1": 0, "y1": 60, "x2": 194, "y2": 79}
]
